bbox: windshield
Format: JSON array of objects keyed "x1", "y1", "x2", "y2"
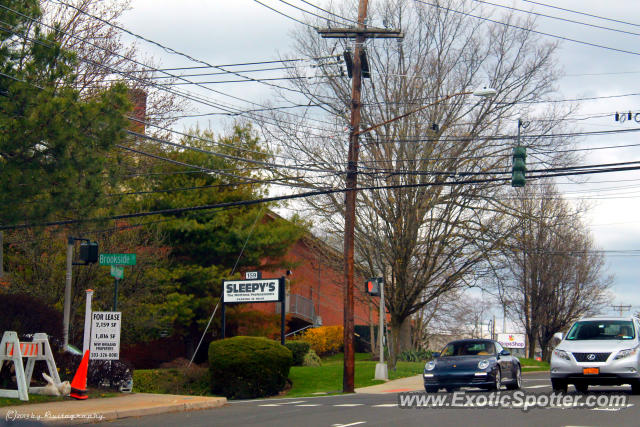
[
  {"x1": 566, "y1": 320, "x2": 635, "y2": 340},
  {"x1": 440, "y1": 341, "x2": 495, "y2": 356}
]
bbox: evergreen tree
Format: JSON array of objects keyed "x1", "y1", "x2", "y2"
[{"x1": 0, "y1": 0, "x2": 130, "y2": 226}]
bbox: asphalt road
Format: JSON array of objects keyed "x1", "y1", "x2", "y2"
[{"x1": 95, "y1": 372, "x2": 639, "y2": 427}]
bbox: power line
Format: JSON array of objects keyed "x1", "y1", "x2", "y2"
[
  {"x1": 520, "y1": 0, "x2": 640, "y2": 29},
  {"x1": 472, "y1": 0, "x2": 640, "y2": 37},
  {"x1": 6, "y1": 163, "x2": 640, "y2": 231},
  {"x1": 415, "y1": 0, "x2": 640, "y2": 57}
]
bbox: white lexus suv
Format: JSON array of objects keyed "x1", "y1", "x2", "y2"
[{"x1": 550, "y1": 316, "x2": 640, "y2": 393}]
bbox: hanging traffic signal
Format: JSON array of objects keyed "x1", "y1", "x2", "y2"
[
  {"x1": 511, "y1": 146, "x2": 526, "y2": 187},
  {"x1": 365, "y1": 278, "x2": 381, "y2": 296},
  {"x1": 79, "y1": 241, "x2": 99, "y2": 264}
]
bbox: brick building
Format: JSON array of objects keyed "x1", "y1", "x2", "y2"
[{"x1": 247, "y1": 214, "x2": 376, "y2": 334}]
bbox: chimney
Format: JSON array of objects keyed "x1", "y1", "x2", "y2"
[{"x1": 128, "y1": 88, "x2": 147, "y2": 135}]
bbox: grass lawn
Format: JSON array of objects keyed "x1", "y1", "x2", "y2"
[
  {"x1": 519, "y1": 357, "x2": 550, "y2": 372},
  {"x1": 286, "y1": 353, "x2": 424, "y2": 397},
  {"x1": 133, "y1": 354, "x2": 424, "y2": 399}
]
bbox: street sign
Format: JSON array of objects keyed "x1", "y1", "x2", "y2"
[
  {"x1": 90, "y1": 311, "x2": 121, "y2": 360},
  {"x1": 99, "y1": 253, "x2": 136, "y2": 266},
  {"x1": 110, "y1": 265, "x2": 124, "y2": 280}
]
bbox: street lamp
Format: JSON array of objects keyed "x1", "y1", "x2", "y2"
[{"x1": 342, "y1": 86, "x2": 496, "y2": 392}]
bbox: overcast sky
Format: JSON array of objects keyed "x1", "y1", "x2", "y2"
[{"x1": 119, "y1": 0, "x2": 640, "y2": 322}]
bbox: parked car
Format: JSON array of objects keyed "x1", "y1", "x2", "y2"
[
  {"x1": 550, "y1": 316, "x2": 640, "y2": 394},
  {"x1": 423, "y1": 339, "x2": 521, "y2": 392}
]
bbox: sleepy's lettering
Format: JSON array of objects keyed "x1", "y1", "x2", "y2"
[{"x1": 226, "y1": 281, "x2": 276, "y2": 294}]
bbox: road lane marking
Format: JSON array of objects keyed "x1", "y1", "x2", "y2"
[
  {"x1": 259, "y1": 404, "x2": 281, "y2": 407},
  {"x1": 331, "y1": 422, "x2": 366, "y2": 427},
  {"x1": 524, "y1": 385, "x2": 550, "y2": 389},
  {"x1": 372, "y1": 403, "x2": 397, "y2": 407},
  {"x1": 296, "y1": 404, "x2": 321, "y2": 407},
  {"x1": 280, "y1": 400, "x2": 306, "y2": 404},
  {"x1": 333, "y1": 404, "x2": 365, "y2": 407}
]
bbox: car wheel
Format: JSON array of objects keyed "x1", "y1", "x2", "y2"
[
  {"x1": 574, "y1": 383, "x2": 588, "y2": 394},
  {"x1": 425, "y1": 385, "x2": 438, "y2": 393},
  {"x1": 631, "y1": 381, "x2": 640, "y2": 395},
  {"x1": 489, "y1": 368, "x2": 501, "y2": 390},
  {"x1": 551, "y1": 378, "x2": 568, "y2": 393},
  {"x1": 506, "y1": 365, "x2": 522, "y2": 390}
]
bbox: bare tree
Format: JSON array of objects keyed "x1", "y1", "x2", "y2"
[
  {"x1": 257, "y1": 0, "x2": 576, "y2": 366},
  {"x1": 40, "y1": 0, "x2": 186, "y2": 131},
  {"x1": 494, "y1": 182, "x2": 611, "y2": 360}
]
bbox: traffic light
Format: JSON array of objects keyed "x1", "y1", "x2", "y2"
[
  {"x1": 511, "y1": 146, "x2": 526, "y2": 187},
  {"x1": 79, "y1": 241, "x2": 99, "y2": 264},
  {"x1": 366, "y1": 278, "x2": 382, "y2": 296}
]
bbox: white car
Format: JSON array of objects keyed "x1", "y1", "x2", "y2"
[{"x1": 550, "y1": 316, "x2": 640, "y2": 393}]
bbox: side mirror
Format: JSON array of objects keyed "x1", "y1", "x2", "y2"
[
  {"x1": 431, "y1": 352, "x2": 440, "y2": 358},
  {"x1": 553, "y1": 332, "x2": 563, "y2": 341},
  {"x1": 499, "y1": 349, "x2": 510, "y2": 357}
]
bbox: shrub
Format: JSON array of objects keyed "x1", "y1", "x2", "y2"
[
  {"x1": 0, "y1": 293, "x2": 63, "y2": 340},
  {"x1": 208, "y1": 336, "x2": 292, "y2": 399},
  {"x1": 299, "y1": 326, "x2": 343, "y2": 356},
  {"x1": 55, "y1": 352, "x2": 134, "y2": 389},
  {"x1": 302, "y1": 349, "x2": 322, "y2": 367},
  {"x1": 285, "y1": 341, "x2": 310, "y2": 366},
  {"x1": 398, "y1": 349, "x2": 432, "y2": 362}
]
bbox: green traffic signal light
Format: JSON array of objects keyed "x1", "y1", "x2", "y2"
[{"x1": 511, "y1": 146, "x2": 526, "y2": 187}]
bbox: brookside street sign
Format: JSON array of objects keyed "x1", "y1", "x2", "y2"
[
  {"x1": 99, "y1": 253, "x2": 136, "y2": 266},
  {"x1": 223, "y1": 278, "x2": 283, "y2": 303}
]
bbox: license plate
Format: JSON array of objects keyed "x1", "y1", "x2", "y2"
[{"x1": 583, "y1": 367, "x2": 599, "y2": 375}]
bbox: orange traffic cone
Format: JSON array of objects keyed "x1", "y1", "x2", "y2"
[{"x1": 70, "y1": 350, "x2": 90, "y2": 400}]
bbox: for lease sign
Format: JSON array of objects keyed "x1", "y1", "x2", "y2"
[
  {"x1": 497, "y1": 333, "x2": 526, "y2": 349},
  {"x1": 90, "y1": 311, "x2": 121, "y2": 360},
  {"x1": 223, "y1": 279, "x2": 281, "y2": 303}
]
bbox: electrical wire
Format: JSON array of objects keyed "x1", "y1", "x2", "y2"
[{"x1": 414, "y1": 0, "x2": 640, "y2": 57}]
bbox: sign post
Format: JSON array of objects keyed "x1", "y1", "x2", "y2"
[
  {"x1": 100, "y1": 254, "x2": 135, "y2": 311},
  {"x1": 222, "y1": 276, "x2": 285, "y2": 344}
]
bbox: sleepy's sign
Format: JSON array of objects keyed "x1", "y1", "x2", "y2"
[{"x1": 223, "y1": 278, "x2": 282, "y2": 303}]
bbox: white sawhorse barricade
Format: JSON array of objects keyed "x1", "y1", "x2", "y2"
[{"x1": 0, "y1": 331, "x2": 61, "y2": 401}]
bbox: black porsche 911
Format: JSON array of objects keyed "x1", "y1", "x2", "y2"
[{"x1": 423, "y1": 339, "x2": 522, "y2": 392}]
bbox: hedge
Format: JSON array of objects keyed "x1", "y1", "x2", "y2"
[
  {"x1": 209, "y1": 336, "x2": 292, "y2": 399},
  {"x1": 284, "y1": 341, "x2": 310, "y2": 366}
]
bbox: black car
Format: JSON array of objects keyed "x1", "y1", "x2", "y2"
[{"x1": 423, "y1": 339, "x2": 521, "y2": 392}]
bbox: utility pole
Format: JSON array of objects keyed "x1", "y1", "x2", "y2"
[
  {"x1": 317, "y1": 1, "x2": 403, "y2": 393},
  {"x1": 612, "y1": 304, "x2": 632, "y2": 317}
]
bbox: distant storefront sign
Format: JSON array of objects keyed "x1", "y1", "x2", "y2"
[
  {"x1": 222, "y1": 278, "x2": 283, "y2": 303},
  {"x1": 497, "y1": 333, "x2": 526, "y2": 349}
]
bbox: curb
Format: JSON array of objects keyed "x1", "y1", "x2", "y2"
[{"x1": 0, "y1": 395, "x2": 227, "y2": 425}]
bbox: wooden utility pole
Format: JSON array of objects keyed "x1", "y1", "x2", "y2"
[
  {"x1": 317, "y1": 1, "x2": 403, "y2": 393},
  {"x1": 612, "y1": 304, "x2": 632, "y2": 317}
]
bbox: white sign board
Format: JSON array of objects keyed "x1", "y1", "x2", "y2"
[
  {"x1": 223, "y1": 279, "x2": 281, "y2": 303},
  {"x1": 497, "y1": 333, "x2": 526, "y2": 349},
  {"x1": 90, "y1": 311, "x2": 121, "y2": 360}
]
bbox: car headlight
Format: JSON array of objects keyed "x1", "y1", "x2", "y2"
[
  {"x1": 477, "y1": 359, "x2": 490, "y2": 370},
  {"x1": 553, "y1": 349, "x2": 570, "y2": 361},
  {"x1": 614, "y1": 345, "x2": 640, "y2": 360},
  {"x1": 425, "y1": 361, "x2": 436, "y2": 371}
]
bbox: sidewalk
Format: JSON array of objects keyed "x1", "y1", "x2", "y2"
[
  {"x1": 355, "y1": 375, "x2": 423, "y2": 394},
  {"x1": 0, "y1": 393, "x2": 226, "y2": 425}
]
